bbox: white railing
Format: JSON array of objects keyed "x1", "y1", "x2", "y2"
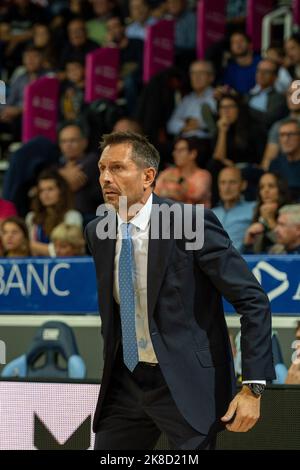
[{"x1": 261, "y1": 6, "x2": 293, "y2": 53}]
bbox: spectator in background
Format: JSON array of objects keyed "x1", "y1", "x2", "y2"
[
  {"x1": 212, "y1": 93, "x2": 261, "y2": 165},
  {"x1": 50, "y1": 222, "x2": 85, "y2": 256},
  {"x1": 148, "y1": 0, "x2": 167, "y2": 20},
  {"x1": 222, "y1": 31, "x2": 261, "y2": 95},
  {"x1": 86, "y1": 0, "x2": 115, "y2": 46},
  {"x1": 167, "y1": 60, "x2": 216, "y2": 138},
  {"x1": 59, "y1": 18, "x2": 99, "y2": 70},
  {"x1": 105, "y1": 15, "x2": 144, "y2": 114},
  {"x1": 26, "y1": 169, "x2": 83, "y2": 257},
  {"x1": 212, "y1": 167, "x2": 255, "y2": 252},
  {"x1": 154, "y1": 137, "x2": 212, "y2": 206},
  {"x1": 261, "y1": 82, "x2": 300, "y2": 170},
  {"x1": 270, "y1": 119, "x2": 300, "y2": 201},
  {"x1": 59, "y1": 59, "x2": 85, "y2": 122},
  {"x1": 270, "y1": 204, "x2": 300, "y2": 254},
  {"x1": 126, "y1": 0, "x2": 156, "y2": 41},
  {"x1": 226, "y1": 0, "x2": 246, "y2": 23},
  {"x1": 69, "y1": 0, "x2": 93, "y2": 19},
  {"x1": 57, "y1": 123, "x2": 101, "y2": 224},
  {"x1": 0, "y1": 45, "x2": 45, "y2": 140},
  {"x1": 113, "y1": 117, "x2": 143, "y2": 133},
  {"x1": 106, "y1": 15, "x2": 144, "y2": 70},
  {"x1": 265, "y1": 45, "x2": 292, "y2": 94},
  {"x1": 285, "y1": 321, "x2": 300, "y2": 385},
  {"x1": 2, "y1": 136, "x2": 60, "y2": 217},
  {"x1": 31, "y1": 23, "x2": 58, "y2": 71},
  {"x1": 50, "y1": 0, "x2": 93, "y2": 22},
  {"x1": 247, "y1": 59, "x2": 287, "y2": 132},
  {"x1": 166, "y1": 0, "x2": 196, "y2": 53},
  {"x1": 285, "y1": 34, "x2": 300, "y2": 81},
  {"x1": 0, "y1": 0, "x2": 10, "y2": 20},
  {"x1": 0, "y1": 198, "x2": 17, "y2": 222},
  {"x1": 1, "y1": 216, "x2": 31, "y2": 257},
  {"x1": 1, "y1": 0, "x2": 50, "y2": 75},
  {"x1": 208, "y1": 93, "x2": 263, "y2": 205},
  {"x1": 243, "y1": 172, "x2": 291, "y2": 254},
  {"x1": 0, "y1": 21, "x2": 12, "y2": 78}
]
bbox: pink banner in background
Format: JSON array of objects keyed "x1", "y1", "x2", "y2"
[
  {"x1": 22, "y1": 77, "x2": 59, "y2": 143},
  {"x1": 246, "y1": 0, "x2": 273, "y2": 51},
  {"x1": 196, "y1": 0, "x2": 226, "y2": 59},
  {"x1": 143, "y1": 19, "x2": 174, "y2": 83},
  {"x1": 85, "y1": 48, "x2": 119, "y2": 103},
  {"x1": 293, "y1": 0, "x2": 300, "y2": 26}
]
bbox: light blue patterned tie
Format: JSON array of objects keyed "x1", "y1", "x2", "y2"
[{"x1": 118, "y1": 223, "x2": 139, "y2": 371}]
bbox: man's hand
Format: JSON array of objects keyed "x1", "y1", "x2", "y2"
[
  {"x1": 59, "y1": 164, "x2": 87, "y2": 192},
  {"x1": 260, "y1": 202, "x2": 278, "y2": 219},
  {"x1": 244, "y1": 222, "x2": 265, "y2": 245},
  {"x1": 221, "y1": 385, "x2": 261, "y2": 432},
  {"x1": 217, "y1": 117, "x2": 230, "y2": 133},
  {"x1": 285, "y1": 363, "x2": 300, "y2": 384}
]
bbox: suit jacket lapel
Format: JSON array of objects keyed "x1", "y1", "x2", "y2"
[
  {"x1": 96, "y1": 213, "x2": 117, "y2": 327},
  {"x1": 147, "y1": 194, "x2": 175, "y2": 320}
]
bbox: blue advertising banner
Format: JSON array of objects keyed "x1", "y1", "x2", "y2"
[
  {"x1": 224, "y1": 255, "x2": 300, "y2": 315},
  {"x1": 0, "y1": 257, "x2": 98, "y2": 314},
  {"x1": 0, "y1": 255, "x2": 299, "y2": 315}
]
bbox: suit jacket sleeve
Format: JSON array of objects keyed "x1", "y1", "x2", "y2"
[{"x1": 194, "y1": 209, "x2": 275, "y2": 381}]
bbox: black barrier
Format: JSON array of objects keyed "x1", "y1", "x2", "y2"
[
  {"x1": 0, "y1": 380, "x2": 299, "y2": 450},
  {"x1": 156, "y1": 386, "x2": 300, "y2": 450}
]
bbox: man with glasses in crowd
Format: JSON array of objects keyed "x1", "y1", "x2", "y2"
[{"x1": 270, "y1": 119, "x2": 300, "y2": 201}]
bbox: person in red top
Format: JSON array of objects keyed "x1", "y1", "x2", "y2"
[
  {"x1": 0, "y1": 198, "x2": 18, "y2": 256},
  {"x1": 154, "y1": 137, "x2": 212, "y2": 207},
  {"x1": 0, "y1": 198, "x2": 17, "y2": 221}
]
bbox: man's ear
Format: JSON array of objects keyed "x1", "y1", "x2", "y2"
[
  {"x1": 241, "y1": 180, "x2": 248, "y2": 192},
  {"x1": 83, "y1": 138, "x2": 88, "y2": 151},
  {"x1": 190, "y1": 149, "x2": 198, "y2": 161},
  {"x1": 143, "y1": 167, "x2": 156, "y2": 189}
]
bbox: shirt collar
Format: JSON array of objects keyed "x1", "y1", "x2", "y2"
[
  {"x1": 250, "y1": 85, "x2": 272, "y2": 95},
  {"x1": 117, "y1": 192, "x2": 153, "y2": 232},
  {"x1": 192, "y1": 87, "x2": 213, "y2": 99},
  {"x1": 218, "y1": 197, "x2": 245, "y2": 210}
]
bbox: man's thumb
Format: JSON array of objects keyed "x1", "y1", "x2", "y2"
[{"x1": 221, "y1": 401, "x2": 237, "y2": 422}]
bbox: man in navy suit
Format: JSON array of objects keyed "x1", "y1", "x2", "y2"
[{"x1": 85, "y1": 131, "x2": 275, "y2": 450}]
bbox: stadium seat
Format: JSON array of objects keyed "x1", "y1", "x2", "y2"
[{"x1": 1, "y1": 321, "x2": 86, "y2": 379}]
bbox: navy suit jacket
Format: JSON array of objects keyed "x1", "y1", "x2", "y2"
[{"x1": 85, "y1": 193, "x2": 275, "y2": 435}]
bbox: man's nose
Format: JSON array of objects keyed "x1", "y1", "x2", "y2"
[{"x1": 101, "y1": 168, "x2": 113, "y2": 182}]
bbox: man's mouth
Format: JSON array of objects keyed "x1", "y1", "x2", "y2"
[{"x1": 104, "y1": 190, "x2": 119, "y2": 195}]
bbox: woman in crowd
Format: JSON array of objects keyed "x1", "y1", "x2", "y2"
[
  {"x1": 1, "y1": 216, "x2": 31, "y2": 257},
  {"x1": 31, "y1": 23, "x2": 57, "y2": 71},
  {"x1": 243, "y1": 172, "x2": 291, "y2": 253},
  {"x1": 155, "y1": 136, "x2": 212, "y2": 207},
  {"x1": 207, "y1": 92, "x2": 263, "y2": 205},
  {"x1": 26, "y1": 169, "x2": 82, "y2": 257},
  {"x1": 50, "y1": 223, "x2": 85, "y2": 257}
]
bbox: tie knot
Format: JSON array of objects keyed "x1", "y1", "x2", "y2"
[{"x1": 120, "y1": 223, "x2": 132, "y2": 239}]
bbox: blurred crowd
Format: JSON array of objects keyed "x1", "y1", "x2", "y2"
[{"x1": 0, "y1": 0, "x2": 300, "y2": 259}]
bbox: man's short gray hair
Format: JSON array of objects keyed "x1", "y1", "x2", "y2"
[
  {"x1": 279, "y1": 204, "x2": 300, "y2": 225},
  {"x1": 100, "y1": 131, "x2": 160, "y2": 173}
]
